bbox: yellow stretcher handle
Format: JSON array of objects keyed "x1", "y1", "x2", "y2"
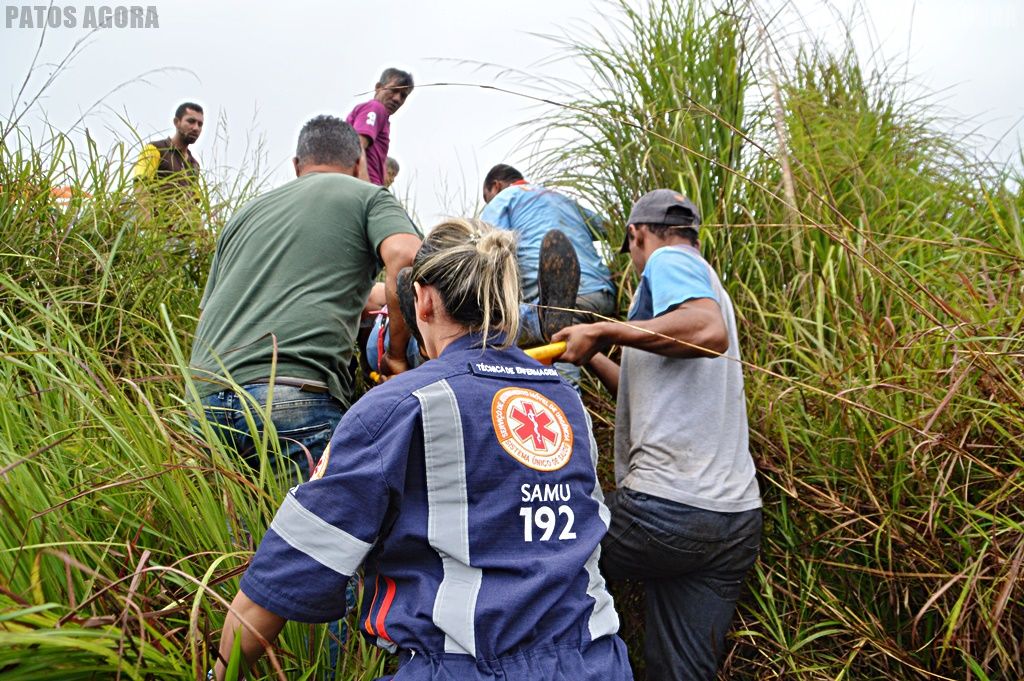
[
  {"x1": 525, "y1": 341, "x2": 567, "y2": 365},
  {"x1": 370, "y1": 342, "x2": 567, "y2": 384}
]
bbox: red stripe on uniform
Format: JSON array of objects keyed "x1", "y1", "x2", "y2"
[
  {"x1": 364, "y1": 575, "x2": 380, "y2": 636},
  {"x1": 374, "y1": 576, "x2": 398, "y2": 641}
]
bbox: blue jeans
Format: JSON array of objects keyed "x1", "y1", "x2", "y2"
[
  {"x1": 600, "y1": 489, "x2": 762, "y2": 681},
  {"x1": 199, "y1": 383, "x2": 344, "y2": 484},
  {"x1": 199, "y1": 383, "x2": 353, "y2": 667}
]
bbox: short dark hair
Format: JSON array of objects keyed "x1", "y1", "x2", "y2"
[
  {"x1": 386, "y1": 157, "x2": 400, "y2": 173},
  {"x1": 295, "y1": 115, "x2": 362, "y2": 168},
  {"x1": 484, "y1": 164, "x2": 524, "y2": 188},
  {"x1": 379, "y1": 68, "x2": 414, "y2": 90},
  {"x1": 174, "y1": 102, "x2": 203, "y2": 119},
  {"x1": 638, "y1": 223, "x2": 699, "y2": 245}
]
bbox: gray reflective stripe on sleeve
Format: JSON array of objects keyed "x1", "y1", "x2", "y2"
[
  {"x1": 581, "y1": 403, "x2": 620, "y2": 639},
  {"x1": 414, "y1": 379, "x2": 481, "y2": 657},
  {"x1": 270, "y1": 493, "x2": 372, "y2": 577}
]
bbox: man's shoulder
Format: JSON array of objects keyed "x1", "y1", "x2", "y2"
[
  {"x1": 500, "y1": 182, "x2": 533, "y2": 199},
  {"x1": 238, "y1": 174, "x2": 374, "y2": 217},
  {"x1": 503, "y1": 183, "x2": 578, "y2": 213},
  {"x1": 643, "y1": 247, "x2": 718, "y2": 295},
  {"x1": 514, "y1": 182, "x2": 570, "y2": 200},
  {"x1": 640, "y1": 245, "x2": 722, "y2": 312},
  {"x1": 485, "y1": 183, "x2": 529, "y2": 215},
  {"x1": 347, "y1": 99, "x2": 388, "y2": 123},
  {"x1": 144, "y1": 137, "x2": 173, "y2": 151},
  {"x1": 542, "y1": 185, "x2": 589, "y2": 215},
  {"x1": 270, "y1": 172, "x2": 369, "y2": 195},
  {"x1": 649, "y1": 244, "x2": 709, "y2": 270},
  {"x1": 348, "y1": 98, "x2": 386, "y2": 113}
]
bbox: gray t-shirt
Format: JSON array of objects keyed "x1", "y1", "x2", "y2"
[
  {"x1": 615, "y1": 244, "x2": 761, "y2": 512},
  {"x1": 190, "y1": 172, "x2": 420, "y2": 406}
]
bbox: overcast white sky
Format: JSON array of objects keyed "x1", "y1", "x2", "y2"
[{"x1": 2, "y1": 0, "x2": 1021, "y2": 226}]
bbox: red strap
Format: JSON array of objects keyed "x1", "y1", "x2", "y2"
[
  {"x1": 374, "y1": 576, "x2": 398, "y2": 641},
  {"x1": 376, "y1": 313, "x2": 388, "y2": 369},
  {"x1": 364, "y1": 575, "x2": 380, "y2": 636}
]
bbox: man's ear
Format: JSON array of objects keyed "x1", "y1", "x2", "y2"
[
  {"x1": 632, "y1": 224, "x2": 645, "y2": 249},
  {"x1": 292, "y1": 157, "x2": 301, "y2": 177},
  {"x1": 485, "y1": 181, "x2": 507, "y2": 202}
]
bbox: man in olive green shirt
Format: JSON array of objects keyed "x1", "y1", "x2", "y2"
[{"x1": 190, "y1": 115, "x2": 422, "y2": 479}]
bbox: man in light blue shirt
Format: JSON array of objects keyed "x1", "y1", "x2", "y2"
[{"x1": 481, "y1": 164, "x2": 616, "y2": 343}]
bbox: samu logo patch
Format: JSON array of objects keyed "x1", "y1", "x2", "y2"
[{"x1": 491, "y1": 387, "x2": 573, "y2": 471}]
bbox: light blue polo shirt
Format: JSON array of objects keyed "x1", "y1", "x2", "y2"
[
  {"x1": 628, "y1": 244, "x2": 718, "y2": 320},
  {"x1": 481, "y1": 183, "x2": 614, "y2": 302}
]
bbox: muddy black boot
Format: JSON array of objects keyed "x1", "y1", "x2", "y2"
[{"x1": 537, "y1": 229, "x2": 581, "y2": 342}]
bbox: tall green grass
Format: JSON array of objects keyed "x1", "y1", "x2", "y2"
[
  {"x1": 535, "y1": 1, "x2": 1024, "y2": 678},
  {"x1": 0, "y1": 131, "x2": 390, "y2": 678}
]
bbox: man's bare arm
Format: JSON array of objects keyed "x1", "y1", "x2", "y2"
[
  {"x1": 356, "y1": 136, "x2": 372, "y2": 182},
  {"x1": 378, "y1": 232, "x2": 423, "y2": 375},
  {"x1": 553, "y1": 297, "x2": 728, "y2": 366},
  {"x1": 587, "y1": 352, "x2": 621, "y2": 394}
]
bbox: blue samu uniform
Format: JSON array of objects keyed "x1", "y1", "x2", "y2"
[{"x1": 240, "y1": 334, "x2": 632, "y2": 680}]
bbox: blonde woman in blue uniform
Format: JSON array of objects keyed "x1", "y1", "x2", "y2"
[{"x1": 213, "y1": 218, "x2": 632, "y2": 680}]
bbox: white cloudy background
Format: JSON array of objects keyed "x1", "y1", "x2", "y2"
[{"x1": 1, "y1": 0, "x2": 1021, "y2": 226}]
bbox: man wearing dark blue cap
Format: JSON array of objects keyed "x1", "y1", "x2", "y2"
[{"x1": 554, "y1": 189, "x2": 762, "y2": 681}]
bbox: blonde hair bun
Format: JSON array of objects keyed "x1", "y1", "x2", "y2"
[{"x1": 410, "y1": 218, "x2": 521, "y2": 346}]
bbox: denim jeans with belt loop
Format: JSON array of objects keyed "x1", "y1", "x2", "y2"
[
  {"x1": 198, "y1": 382, "x2": 344, "y2": 485},
  {"x1": 600, "y1": 488, "x2": 762, "y2": 681},
  {"x1": 198, "y1": 381, "x2": 351, "y2": 669}
]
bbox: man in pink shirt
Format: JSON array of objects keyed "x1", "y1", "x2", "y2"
[{"x1": 346, "y1": 68, "x2": 414, "y2": 185}]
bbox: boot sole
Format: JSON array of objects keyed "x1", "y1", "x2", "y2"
[{"x1": 537, "y1": 229, "x2": 581, "y2": 342}]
